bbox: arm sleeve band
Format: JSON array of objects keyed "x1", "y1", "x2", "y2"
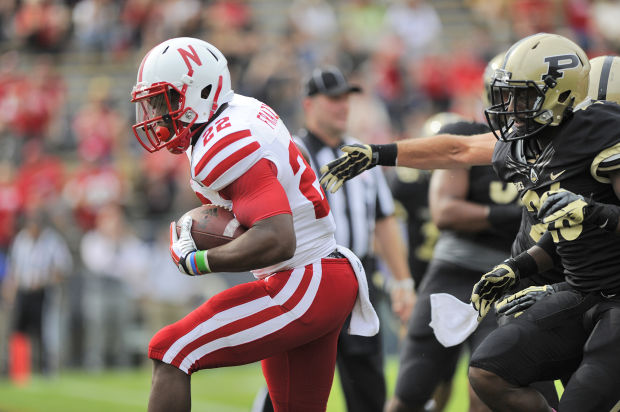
[
  {"x1": 220, "y1": 158, "x2": 292, "y2": 228},
  {"x1": 510, "y1": 251, "x2": 538, "y2": 278},
  {"x1": 371, "y1": 143, "x2": 398, "y2": 166}
]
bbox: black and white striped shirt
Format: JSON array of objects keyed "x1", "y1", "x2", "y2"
[
  {"x1": 8, "y1": 227, "x2": 72, "y2": 290},
  {"x1": 295, "y1": 129, "x2": 395, "y2": 259}
]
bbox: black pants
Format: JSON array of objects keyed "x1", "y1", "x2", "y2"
[
  {"x1": 471, "y1": 289, "x2": 620, "y2": 412},
  {"x1": 13, "y1": 288, "x2": 47, "y2": 373}
]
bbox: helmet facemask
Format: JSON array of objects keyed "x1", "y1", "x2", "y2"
[
  {"x1": 131, "y1": 38, "x2": 235, "y2": 154},
  {"x1": 485, "y1": 70, "x2": 559, "y2": 142},
  {"x1": 131, "y1": 82, "x2": 198, "y2": 154}
]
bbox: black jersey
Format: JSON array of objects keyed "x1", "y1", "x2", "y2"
[
  {"x1": 493, "y1": 100, "x2": 620, "y2": 294},
  {"x1": 387, "y1": 166, "x2": 437, "y2": 286},
  {"x1": 462, "y1": 164, "x2": 520, "y2": 251},
  {"x1": 510, "y1": 208, "x2": 566, "y2": 286}
]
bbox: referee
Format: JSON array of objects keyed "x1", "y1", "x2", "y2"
[{"x1": 255, "y1": 67, "x2": 415, "y2": 412}]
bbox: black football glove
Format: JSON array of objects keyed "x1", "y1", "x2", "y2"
[
  {"x1": 538, "y1": 189, "x2": 619, "y2": 232},
  {"x1": 319, "y1": 143, "x2": 397, "y2": 193},
  {"x1": 319, "y1": 144, "x2": 377, "y2": 193},
  {"x1": 495, "y1": 284, "x2": 554, "y2": 317},
  {"x1": 471, "y1": 259, "x2": 519, "y2": 320}
]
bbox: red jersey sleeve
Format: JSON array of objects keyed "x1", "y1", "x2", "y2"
[{"x1": 220, "y1": 158, "x2": 292, "y2": 227}]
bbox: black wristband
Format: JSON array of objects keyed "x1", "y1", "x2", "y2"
[
  {"x1": 509, "y1": 251, "x2": 538, "y2": 278},
  {"x1": 587, "y1": 202, "x2": 620, "y2": 232},
  {"x1": 488, "y1": 204, "x2": 522, "y2": 228},
  {"x1": 370, "y1": 143, "x2": 398, "y2": 166}
]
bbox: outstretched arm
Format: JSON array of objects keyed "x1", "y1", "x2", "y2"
[
  {"x1": 319, "y1": 132, "x2": 496, "y2": 193},
  {"x1": 396, "y1": 132, "x2": 496, "y2": 169}
]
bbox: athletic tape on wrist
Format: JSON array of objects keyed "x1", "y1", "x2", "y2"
[
  {"x1": 391, "y1": 277, "x2": 415, "y2": 291},
  {"x1": 194, "y1": 250, "x2": 211, "y2": 273}
]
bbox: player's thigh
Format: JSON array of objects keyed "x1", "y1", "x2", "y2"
[
  {"x1": 149, "y1": 260, "x2": 358, "y2": 373},
  {"x1": 566, "y1": 301, "x2": 620, "y2": 403},
  {"x1": 467, "y1": 309, "x2": 498, "y2": 353},
  {"x1": 470, "y1": 290, "x2": 591, "y2": 386}
]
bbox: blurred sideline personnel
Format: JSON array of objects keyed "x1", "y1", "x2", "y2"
[
  {"x1": 131, "y1": 37, "x2": 379, "y2": 412},
  {"x1": 257, "y1": 67, "x2": 415, "y2": 412},
  {"x1": 3, "y1": 206, "x2": 72, "y2": 377},
  {"x1": 385, "y1": 117, "x2": 522, "y2": 412},
  {"x1": 320, "y1": 33, "x2": 620, "y2": 411}
]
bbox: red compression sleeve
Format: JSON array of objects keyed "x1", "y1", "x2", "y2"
[{"x1": 220, "y1": 158, "x2": 292, "y2": 227}]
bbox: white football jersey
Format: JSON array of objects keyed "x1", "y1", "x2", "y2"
[{"x1": 186, "y1": 94, "x2": 337, "y2": 277}]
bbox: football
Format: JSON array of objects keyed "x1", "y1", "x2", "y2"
[{"x1": 176, "y1": 205, "x2": 247, "y2": 250}]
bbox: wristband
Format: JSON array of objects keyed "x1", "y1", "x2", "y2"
[
  {"x1": 509, "y1": 251, "x2": 537, "y2": 278},
  {"x1": 186, "y1": 250, "x2": 212, "y2": 275},
  {"x1": 370, "y1": 143, "x2": 398, "y2": 166},
  {"x1": 390, "y1": 277, "x2": 415, "y2": 292}
]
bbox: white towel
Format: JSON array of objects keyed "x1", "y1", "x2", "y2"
[
  {"x1": 429, "y1": 293, "x2": 479, "y2": 347},
  {"x1": 336, "y1": 245, "x2": 380, "y2": 336}
]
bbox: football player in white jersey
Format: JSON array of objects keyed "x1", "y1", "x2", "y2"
[{"x1": 131, "y1": 37, "x2": 379, "y2": 412}]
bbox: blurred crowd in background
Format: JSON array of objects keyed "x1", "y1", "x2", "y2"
[{"x1": 1, "y1": 0, "x2": 620, "y2": 378}]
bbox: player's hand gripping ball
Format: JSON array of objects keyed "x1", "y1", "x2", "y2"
[
  {"x1": 169, "y1": 215, "x2": 199, "y2": 275},
  {"x1": 170, "y1": 205, "x2": 247, "y2": 275}
]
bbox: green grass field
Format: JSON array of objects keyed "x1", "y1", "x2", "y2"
[{"x1": 0, "y1": 356, "x2": 473, "y2": 412}]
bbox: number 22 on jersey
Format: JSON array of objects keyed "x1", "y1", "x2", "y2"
[{"x1": 288, "y1": 141, "x2": 330, "y2": 219}]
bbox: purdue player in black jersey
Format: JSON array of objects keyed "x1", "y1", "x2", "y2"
[
  {"x1": 467, "y1": 34, "x2": 620, "y2": 412},
  {"x1": 385, "y1": 119, "x2": 522, "y2": 412},
  {"x1": 494, "y1": 54, "x2": 620, "y2": 317},
  {"x1": 386, "y1": 53, "x2": 559, "y2": 412},
  {"x1": 319, "y1": 34, "x2": 620, "y2": 411}
]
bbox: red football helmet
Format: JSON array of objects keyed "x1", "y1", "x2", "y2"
[{"x1": 131, "y1": 37, "x2": 234, "y2": 154}]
